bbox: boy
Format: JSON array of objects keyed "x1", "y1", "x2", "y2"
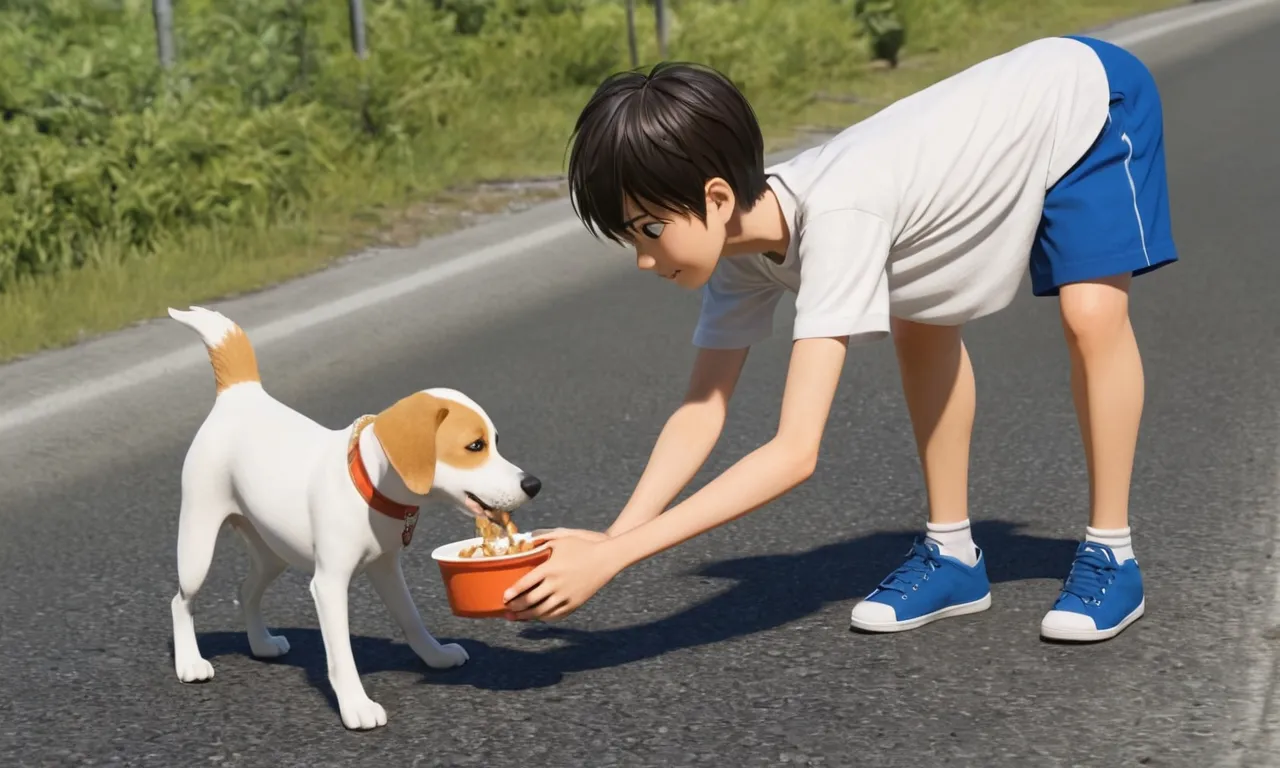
[{"x1": 503, "y1": 35, "x2": 1176, "y2": 643}]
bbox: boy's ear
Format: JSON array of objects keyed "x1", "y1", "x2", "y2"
[{"x1": 704, "y1": 177, "x2": 736, "y2": 221}]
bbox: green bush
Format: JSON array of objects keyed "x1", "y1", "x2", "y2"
[{"x1": 0, "y1": 0, "x2": 890, "y2": 292}]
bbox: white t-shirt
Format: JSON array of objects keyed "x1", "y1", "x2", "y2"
[{"x1": 692, "y1": 37, "x2": 1111, "y2": 350}]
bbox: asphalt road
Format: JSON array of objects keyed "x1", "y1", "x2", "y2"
[{"x1": 3, "y1": 3, "x2": 1280, "y2": 766}]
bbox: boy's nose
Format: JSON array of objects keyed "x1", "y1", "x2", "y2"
[{"x1": 636, "y1": 254, "x2": 656, "y2": 271}]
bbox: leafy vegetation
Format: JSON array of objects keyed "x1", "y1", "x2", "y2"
[{"x1": 0, "y1": 0, "x2": 1181, "y2": 360}]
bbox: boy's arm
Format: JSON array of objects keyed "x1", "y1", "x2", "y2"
[
  {"x1": 505, "y1": 213, "x2": 887, "y2": 621},
  {"x1": 503, "y1": 334, "x2": 847, "y2": 621},
  {"x1": 606, "y1": 345, "x2": 750, "y2": 537},
  {"x1": 542, "y1": 256, "x2": 782, "y2": 546},
  {"x1": 606, "y1": 334, "x2": 848, "y2": 568},
  {"x1": 604, "y1": 210, "x2": 890, "y2": 563}
]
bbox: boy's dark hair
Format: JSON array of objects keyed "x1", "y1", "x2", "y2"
[{"x1": 566, "y1": 61, "x2": 766, "y2": 244}]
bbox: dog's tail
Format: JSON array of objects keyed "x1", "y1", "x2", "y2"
[{"x1": 167, "y1": 306, "x2": 261, "y2": 394}]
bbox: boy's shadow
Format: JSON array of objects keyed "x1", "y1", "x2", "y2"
[{"x1": 196, "y1": 520, "x2": 1076, "y2": 705}]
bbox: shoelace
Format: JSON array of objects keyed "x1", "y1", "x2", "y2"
[
  {"x1": 1060, "y1": 545, "x2": 1117, "y2": 605},
  {"x1": 877, "y1": 539, "x2": 942, "y2": 595}
]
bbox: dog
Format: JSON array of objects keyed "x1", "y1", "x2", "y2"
[{"x1": 166, "y1": 306, "x2": 541, "y2": 730}]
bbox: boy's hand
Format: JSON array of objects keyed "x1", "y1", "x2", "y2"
[
  {"x1": 503, "y1": 537, "x2": 620, "y2": 622},
  {"x1": 530, "y1": 528, "x2": 610, "y2": 544}
]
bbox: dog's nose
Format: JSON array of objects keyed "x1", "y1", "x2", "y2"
[{"x1": 520, "y1": 474, "x2": 542, "y2": 499}]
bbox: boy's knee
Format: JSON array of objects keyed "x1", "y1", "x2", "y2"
[{"x1": 1058, "y1": 275, "x2": 1131, "y2": 350}]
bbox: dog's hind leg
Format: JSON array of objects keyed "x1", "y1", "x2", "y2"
[
  {"x1": 171, "y1": 493, "x2": 232, "y2": 683},
  {"x1": 229, "y1": 517, "x2": 290, "y2": 659}
]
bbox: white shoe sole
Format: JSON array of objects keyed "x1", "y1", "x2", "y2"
[
  {"x1": 849, "y1": 592, "x2": 992, "y2": 633},
  {"x1": 1039, "y1": 598, "x2": 1146, "y2": 642}
]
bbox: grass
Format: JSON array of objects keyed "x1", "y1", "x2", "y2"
[{"x1": 0, "y1": 0, "x2": 1186, "y2": 364}]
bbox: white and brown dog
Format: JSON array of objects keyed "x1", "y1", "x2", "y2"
[{"x1": 166, "y1": 306, "x2": 541, "y2": 730}]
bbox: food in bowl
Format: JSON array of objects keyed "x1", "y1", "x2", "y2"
[
  {"x1": 458, "y1": 510, "x2": 537, "y2": 558},
  {"x1": 431, "y1": 530, "x2": 551, "y2": 618}
]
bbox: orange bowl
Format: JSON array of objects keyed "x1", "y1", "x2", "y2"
[{"x1": 430, "y1": 535, "x2": 551, "y2": 618}]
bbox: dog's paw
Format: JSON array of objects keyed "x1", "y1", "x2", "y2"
[
  {"x1": 422, "y1": 642, "x2": 469, "y2": 669},
  {"x1": 339, "y1": 696, "x2": 388, "y2": 730},
  {"x1": 249, "y1": 633, "x2": 290, "y2": 659},
  {"x1": 175, "y1": 658, "x2": 215, "y2": 683}
]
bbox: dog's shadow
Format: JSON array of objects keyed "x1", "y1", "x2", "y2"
[{"x1": 195, "y1": 520, "x2": 1077, "y2": 705}]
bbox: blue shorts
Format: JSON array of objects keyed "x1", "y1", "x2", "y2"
[{"x1": 1029, "y1": 35, "x2": 1178, "y2": 297}]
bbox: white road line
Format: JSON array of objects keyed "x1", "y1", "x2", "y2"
[
  {"x1": 0, "y1": 218, "x2": 582, "y2": 434},
  {"x1": 1261, "y1": 440, "x2": 1280, "y2": 763},
  {"x1": 0, "y1": 0, "x2": 1275, "y2": 437},
  {"x1": 1220, "y1": 426, "x2": 1280, "y2": 768},
  {"x1": 1097, "y1": 0, "x2": 1279, "y2": 46},
  {"x1": 1266, "y1": 440, "x2": 1280, "y2": 760}
]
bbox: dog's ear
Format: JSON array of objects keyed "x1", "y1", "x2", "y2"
[{"x1": 372, "y1": 392, "x2": 450, "y2": 495}]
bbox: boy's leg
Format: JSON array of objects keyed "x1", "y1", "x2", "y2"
[
  {"x1": 1059, "y1": 274, "x2": 1143, "y2": 537},
  {"x1": 890, "y1": 319, "x2": 977, "y2": 557},
  {"x1": 1032, "y1": 36, "x2": 1177, "y2": 643},
  {"x1": 1042, "y1": 275, "x2": 1147, "y2": 643},
  {"x1": 849, "y1": 319, "x2": 991, "y2": 634}
]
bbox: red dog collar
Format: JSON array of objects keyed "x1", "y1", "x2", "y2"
[{"x1": 347, "y1": 415, "x2": 420, "y2": 546}]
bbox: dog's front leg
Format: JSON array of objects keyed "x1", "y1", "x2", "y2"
[
  {"x1": 366, "y1": 554, "x2": 469, "y2": 669},
  {"x1": 310, "y1": 564, "x2": 387, "y2": 730}
]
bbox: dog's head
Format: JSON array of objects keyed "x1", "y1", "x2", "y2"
[{"x1": 371, "y1": 387, "x2": 541, "y2": 521}]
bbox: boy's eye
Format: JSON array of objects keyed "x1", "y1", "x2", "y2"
[{"x1": 641, "y1": 222, "x2": 665, "y2": 239}]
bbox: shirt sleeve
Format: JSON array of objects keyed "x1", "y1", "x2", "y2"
[
  {"x1": 691, "y1": 255, "x2": 786, "y2": 349},
  {"x1": 792, "y1": 209, "x2": 892, "y2": 345}
]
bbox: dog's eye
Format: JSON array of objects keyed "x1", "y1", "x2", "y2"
[{"x1": 466, "y1": 439, "x2": 486, "y2": 452}]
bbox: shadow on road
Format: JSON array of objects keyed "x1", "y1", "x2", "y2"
[{"x1": 197, "y1": 520, "x2": 1076, "y2": 707}]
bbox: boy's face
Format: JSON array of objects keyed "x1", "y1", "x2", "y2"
[{"x1": 620, "y1": 180, "x2": 734, "y2": 290}]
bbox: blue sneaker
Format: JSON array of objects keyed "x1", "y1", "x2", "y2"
[
  {"x1": 849, "y1": 539, "x2": 992, "y2": 633},
  {"x1": 1040, "y1": 542, "x2": 1145, "y2": 642}
]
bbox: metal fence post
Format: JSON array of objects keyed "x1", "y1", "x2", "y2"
[
  {"x1": 625, "y1": 0, "x2": 639, "y2": 69},
  {"x1": 153, "y1": 0, "x2": 175, "y2": 69},
  {"x1": 349, "y1": 0, "x2": 368, "y2": 60},
  {"x1": 650, "y1": 0, "x2": 670, "y2": 59},
  {"x1": 654, "y1": 0, "x2": 668, "y2": 59}
]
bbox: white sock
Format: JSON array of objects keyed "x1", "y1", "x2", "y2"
[
  {"x1": 926, "y1": 519, "x2": 978, "y2": 566},
  {"x1": 1086, "y1": 526, "x2": 1135, "y2": 564}
]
